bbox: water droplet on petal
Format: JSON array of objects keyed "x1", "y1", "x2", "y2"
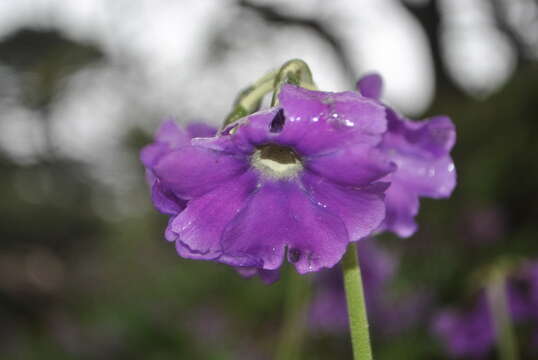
[{"x1": 343, "y1": 119, "x2": 354, "y2": 127}]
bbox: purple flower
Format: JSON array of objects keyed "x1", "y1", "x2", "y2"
[
  {"x1": 433, "y1": 294, "x2": 495, "y2": 359},
  {"x1": 309, "y1": 239, "x2": 430, "y2": 335},
  {"x1": 509, "y1": 263, "x2": 538, "y2": 321},
  {"x1": 143, "y1": 85, "x2": 394, "y2": 274},
  {"x1": 433, "y1": 263, "x2": 538, "y2": 358},
  {"x1": 358, "y1": 74, "x2": 457, "y2": 237}
]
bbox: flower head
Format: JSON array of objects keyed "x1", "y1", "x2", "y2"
[
  {"x1": 143, "y1": 85, "x2": 394, "y2": 274},
  {"x1": 433, "y1": 294, "x2": 495, "y2": 359},
  {"x1": 358, "y1": 73, "x2": 457, "y2": 237}
]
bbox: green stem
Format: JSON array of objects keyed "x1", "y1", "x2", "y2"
[
  {"x1": 222, "y1": 59, "x2": 316, "y2": 128},
  {"x1": 275, "y1": 267, "x2": 311, "y2": 360},
  {"x1": 271, "y1": 59, "x2": 316, "y2": 106},
  {"x1": 486, "y1": 270, "x2": 519, "y2": 360},
  {"x1": 222, "y1": 70, "x2": 278, "y2": 128},
  {"x1": 342, "y1": 242, "x2": 373, "y2": 360}
]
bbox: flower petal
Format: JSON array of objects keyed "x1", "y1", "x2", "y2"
[
  {"x1": 220, "y1": 180, "x2": 349, "y2": 274},
  {"x1": 384, "y1": 112, "x2": 456, "y2": 198},
  {"x1": 275, "y1": 85, "x2": 387, "y2": 155},
  {"x1": 140, "y1": 120, "x2": 190, "y2": 168},
  {"x1": 186, "y1": 122, "x2": 217, "y2": 138},
  {"x1": 150, "y1": 178, "x2": 186, "y2": 215},
  {"x1": 305, "y1": 144, "x2": 395, "y2": 187},
  {"x1": 357, "y1": 73, "x2": 383, "y2": 100},
  {"x1": 385, "y1": 112, "x2": 456, "y2": 159},
  {"x1": 155, "y1": 119, "x2": 191, "y2": 147},
  {"x1": 168, "y1": 171, "x2": 258, "y2": 260},
  {"x1": 153, "y1": 146, "x2": 249, "y2": 199},
  {"x1": 380, "y1": 111, "x2": 456, "y2": 236},
  {"x1": 301, "y1": 172, "x2": 388, "y2": 241},
  {"x1": 229, "y1": 109, "x2": 281, "y2": 154},
  {"x1": 390, "y1": 153, "x2": 456, "y2": 199},
  {"x1": 383, "y1": 181, "x2": 419, "y2": 238}
]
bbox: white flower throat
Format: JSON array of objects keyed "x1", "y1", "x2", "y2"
[{"x1": 251, "y1": 144, "x2": 303, "y2": 179}]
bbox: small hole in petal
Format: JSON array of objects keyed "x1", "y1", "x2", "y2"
[
  {"x1": 288, "y1": 248, "x2": 301, "y2": 263},
  {"x1": 270, "y1": 109, "x2": 286, "y2": 133}
]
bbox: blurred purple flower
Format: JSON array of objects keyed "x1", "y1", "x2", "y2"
[
  {"x1": 358, "y1": 74, "x2": 457, "y2": 237},
  {"x1": 433, "y1": 263, "x2": 538, "y2": 359},
  {"x1": 309, "y1": 239, "x2": 431, "y2": 335},
  {"x1": 434, "y1": 294, "x2": 495, "y2": 359},
  {"x1": 143, "y1": 84, "x2": 393, "y2": 274}
]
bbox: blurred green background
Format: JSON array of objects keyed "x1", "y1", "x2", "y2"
[{"x1": 1, "y1": 1, "x2": 537, "y2": 359}]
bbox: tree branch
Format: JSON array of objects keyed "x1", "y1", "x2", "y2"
[{"x1": 238, "y1": 0, "x2": 357, "y2": 83}]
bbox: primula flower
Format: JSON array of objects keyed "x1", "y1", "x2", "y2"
[
  {"x1": 433, "y1": 263, "x2": 538, "y2": 359},
  {"x1": 357, "y1": 74, "x2": 457, "y2": 237},
  {"x1": 142, "y1": 84, "x2": 394, "y2": 274}
]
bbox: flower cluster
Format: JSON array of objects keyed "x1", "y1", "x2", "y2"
[
  {"x1": 141, "y1": 74, "x2": 456, "y2": 275},
  {"x1": 433, "y1": 263, "x2": 538, "y2": 358}
]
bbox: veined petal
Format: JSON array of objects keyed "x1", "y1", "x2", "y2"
[
  {"x1": 301, "y1": 172, "x2": 388, "y2": 241},
  {"x1": 305, "y1": 144, "x2": 395, "y2": 187},
  {"x1": 220, "y1": 180, "x2": 349, "y2": 274},
  {"x1": 274, "y1": 85, "x2": 387, "y2": 155},
  {"x1": 168, "y1": 171, "x2": 259, "y2": 260},
  {"x1": 153, "y1": 146, "x2": 249, "y2": 199}
]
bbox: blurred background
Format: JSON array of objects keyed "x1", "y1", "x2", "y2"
[{"x1": 1, "y1": 0, "x2": 537, "y2": 359}]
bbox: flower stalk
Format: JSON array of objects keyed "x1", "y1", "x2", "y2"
[
  {"x1": 271, "y1": 59, "x2": 316, "y2": 106},
  {"x1": 342, "y1": 242, "x2": 373, "y2": 360},
  {"x1": 486, "y1": 269, "x2": 520, "y2": 360},
  {"x1": 222, "y1": 70, "x2": 277, "y2": 127},
  {"x1": 223, "y1": 58, "x2": 317, "y2": 129}
]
